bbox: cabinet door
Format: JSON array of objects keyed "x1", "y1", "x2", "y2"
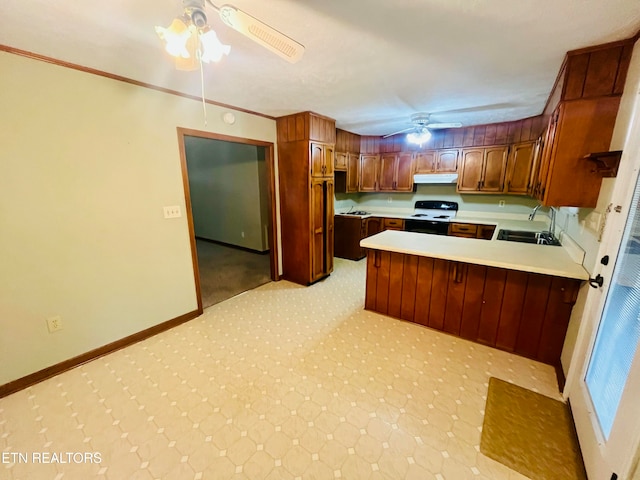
[
  {"x1": 448, "y1": 223, "x2": 478, "y2": 238},
  {"x1": 527, "y1": 137, "x2": 544, "y2": 197},
  {"x1": 310, "y1": 180, "x2": 326, "y2": 282},
  {"x1": 346, "y1": 153, "x2": 359, "y2": 192},
  {"x1": 378, "y1": 154, "x2": 397, "y2": 191},
  {"x1": 366, "y1": 217, "x2": 383, "y2": 237},
  {"x1": 324, "y1": 144, "x2": 334, "y2": 177},
  {"x1": 482, "y1": 146, "x2": 508, "y2": 192},
  {"x1": 394, "y1": 152, "x2": 414, "y2": 191},
  {"x1": 310, "y1": 143, "x2": 324, "y2": 178},
  {"x1": 535, "y1": 109, "x2": 560, "y2": 201},
  {"x1": 457, "y1": 149, "x2": 484, "y2": 192},
  {"x1": 415, "y1": 150, "x2": 437, "y2": 173},
  {"x1": 335, "y1": 151, "x2": 347, "y2": 171},
  {"x1": 505, "y1": 142, "x2": 535, "y2": 194},
  {"x1": 436, "y1": 149, "x2": 459, "y2": 172},
  {"x1": 359, "y1": 154, "x2": 379, "y2": 191},
  {"x1": 325, "y1": 180, "x2": 334, "y2": 274}
]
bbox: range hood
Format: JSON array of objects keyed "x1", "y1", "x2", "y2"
[{"x1": 413, "y1": 173, "x2": 458, "y2": 184}]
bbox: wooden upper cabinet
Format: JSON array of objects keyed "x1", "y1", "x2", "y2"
[
  {"x1": 378, "y1": 152, "x2": 414, "y2": 191},
  {"x1": 395, "y1": 152, "x2": 414, "y2": 191},
  {"x1": 324, "y1": 144, "x2": 334, "y2": 177},
  {"x1": 414, "y1": 149, "x2": 458, "y2": 173},
  {"x1": 415, "y1": 150, "x2": 437, "y2": 173},
  {"x1": 535, "y1": 97, "x2": 620, "y2": 207},
  {"x1": 531, "y1": 38, "x2": 633, "y2": 207},
  {"x1": 437, "y1": 149, "x2": 459, "y2": 172},
  {"x1": 335, "y1": 151, "x2": 347, "y2": 171},
  {"x1": 505, "y1": 141, "x2": 536, "y2": 195},
  {"x1": 457, "y1": 146, "x2": 507, "y2": 193},
  {"x1": 378, "y1": 154, "x2": 397, "y2": 191},
  {"x1": 457, "y1": 149, "x2": 484, "y2": 192},
  {"x1": 310, "y1": 142, "x2": 334, "y2": 178},
  {"x1": 346, "y1": 153, "x2": 359, "y2": 192},
  {"x1": 359, "y1": 154, "x2": 380, "y2": 192},
  {"x1": 277, "y1": 111, "x2": 336, "y2": 143},
  {"x1": 482, "y1": 147, "x2": 508, "y2": 192}
]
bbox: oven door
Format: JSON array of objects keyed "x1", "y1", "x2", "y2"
[{"x1": 404, "y1": 219, "x2": 449, "y2": 235}]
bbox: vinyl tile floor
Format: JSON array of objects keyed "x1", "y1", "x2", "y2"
[{"x1": 0, "y1": 258, "x2": 561, "y2": 479}]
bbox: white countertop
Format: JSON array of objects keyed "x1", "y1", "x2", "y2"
[
  {"x1": 360, "y1": 230, "x2": 590, "y2": 280},
  {"x1": 336, "y1": 209, "x2": 550, "y2": 240}
]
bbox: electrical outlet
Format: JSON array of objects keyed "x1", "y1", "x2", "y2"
[
  {"x1": 241, "y1": 231, "x2": 245, "y2": 238},
  {"x1": 498, "y1": 200, "x2": 505, "y2": 207},
  {"x1": 387, "y1": 196, "x2": 392, "y2": 203},
  {"x1": 163, "y1": 206, "x2": 182, "y2": 218},
  {"x1": 47, "y1": 316, "x2": 63, "y2": 333}
]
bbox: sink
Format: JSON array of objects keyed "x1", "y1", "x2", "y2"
[{"x1": 497, "y1": 229, "x2": 561, "y2": 246}]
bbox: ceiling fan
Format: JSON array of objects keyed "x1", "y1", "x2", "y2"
[
  {"x1": 156, "y1": 0, "x2": 305, "y2": 71},
  {"x1": 383, "y1": 113, "x2": 462, "y2": 138}
]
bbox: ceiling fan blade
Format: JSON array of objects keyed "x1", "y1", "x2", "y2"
[
  {"x1": 216, "y1": 3, "x2": 305, "y2": 63},
  {"x1": 427, "y1": 122, "x2": 462, "y2": 129},
  {"x1": 382, "y1": 127, "x2": 414, "y2": 138}
]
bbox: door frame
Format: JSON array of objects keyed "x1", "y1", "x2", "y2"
[{"x1": 176, "y1": 127, "x2": 280, "y2": 312}]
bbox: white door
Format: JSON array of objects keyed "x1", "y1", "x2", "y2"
[{"x1": 568, "y1": 93, "x2": 640, "y2": 478}]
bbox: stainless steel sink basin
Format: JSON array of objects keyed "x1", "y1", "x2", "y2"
[{"x1": 497, "y1": 229, "x2": 561, "y2": 246}]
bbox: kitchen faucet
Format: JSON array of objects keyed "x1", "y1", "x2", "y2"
[
  {"x1": 528, "y1": 204, "x2": 542, "y2": 221},
  {"x1": 529, "y1": 204, "x2": 557, "y2": 244}
]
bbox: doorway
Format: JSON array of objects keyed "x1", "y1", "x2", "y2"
[{"x1": 176, "y1": 128, "x2": 278, "y2": 310}]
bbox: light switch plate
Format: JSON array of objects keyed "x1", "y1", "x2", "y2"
[{"x1": 163, "y1": 206, "x2": 182, "y2": 219}]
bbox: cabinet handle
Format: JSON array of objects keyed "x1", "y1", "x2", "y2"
[
  {"x1": 374, "y1": 251, "x2": 381, "y2": 268},
  {"x1": 452, "y1": 263, "x2": 465, "y2": 283}
]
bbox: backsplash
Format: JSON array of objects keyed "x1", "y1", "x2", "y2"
[{"x1": 335, "y1": 184, "x2": 539, "y2": 214}]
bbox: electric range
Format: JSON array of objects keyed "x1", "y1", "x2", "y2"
[{"x1": 404, "y1": 200, "x2": 458, "y2": 235}]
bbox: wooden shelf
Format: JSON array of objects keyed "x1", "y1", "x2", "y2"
[{"x1": 584, "y1": 150, "x2": 622, "y2": 177}]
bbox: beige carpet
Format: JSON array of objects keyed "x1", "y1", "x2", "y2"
[
  {"x1": 480, "y1": 377, "x2": 587, "y2": 480},
  {"x1": 196, "y1": 238, "x2": 271, "y2": 308}
]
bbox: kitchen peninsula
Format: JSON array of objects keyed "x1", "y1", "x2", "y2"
[{"x1": 361, "y1": 230, "x2": 589, "y2": 366}]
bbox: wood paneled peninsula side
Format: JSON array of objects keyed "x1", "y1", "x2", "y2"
[{"x1": 361, "y1": 230, "x2": 589, "y2": 366}]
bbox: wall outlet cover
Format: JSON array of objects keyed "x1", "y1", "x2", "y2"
[{"x1": 47, "y1": 316, "x2": 63, "y2": 333}]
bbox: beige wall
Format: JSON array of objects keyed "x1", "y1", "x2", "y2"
[
  {"x1": 0, "y1": 52, "x2": 278, "y2": 385},
  {"x1": 185, "y1": 137, "x2": 269, "y2": 251}
]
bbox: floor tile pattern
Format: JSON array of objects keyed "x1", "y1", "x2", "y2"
[{"x1": 1, "y1": 259, "x2": 561, "y2": 479}]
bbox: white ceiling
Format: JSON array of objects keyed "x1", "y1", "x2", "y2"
[{"x1": 1, "y1": 0, "x2": 639, "y2": 136}]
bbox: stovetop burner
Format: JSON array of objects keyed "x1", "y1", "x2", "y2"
[
  {"x1": 342, "y1": 211, "x2": 370, "y2": 216},
  {"x1": 411, "y1": 200, "x2": 459, "y2": 222}
]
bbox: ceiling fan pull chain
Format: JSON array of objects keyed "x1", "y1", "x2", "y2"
[{"x1": 199, "y1": 50, "x2": 207, "y2": 126}]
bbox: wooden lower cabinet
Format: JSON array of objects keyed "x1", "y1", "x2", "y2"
[
  {"x1": 364, "y1": 250, "x2": 581, "y2": 365},
  {"x1": 310, "y1": 180, "x2": 334, "y2": 282},
  {"x1": 334, "y1": 215, "x2": 366, "y2": 260},
  {"x1": 448, "y1": 223, "x2": 496, "y2": 239}
]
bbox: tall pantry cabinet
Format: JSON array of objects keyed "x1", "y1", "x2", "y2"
[{"x1": 276, "y1": 112, "x2": 336, "y2": 285}]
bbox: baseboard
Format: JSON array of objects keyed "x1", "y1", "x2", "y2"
[
  {"x1": 555, "y1": 362, "x2": 567, "y2": 393},
  {"x1": 195, "y1": 236, "x2": 270, "y2": 255},
  {"x1": 0, "y1": 308, "x2": 202, "y2": 399}
]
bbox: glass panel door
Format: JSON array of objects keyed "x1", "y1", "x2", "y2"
[{"x1": 585, "y1": 175, "x2": 640, "y2": 439}]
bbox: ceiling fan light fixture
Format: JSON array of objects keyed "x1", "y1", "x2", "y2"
[
  {"x1": 199, "y1": 27, "x2": 231, "y2": 63},
  {"x1": 155, "y1": 18, "x2": 192, "y2": 58},
  {"x1": 155, "y1": 2, "x2": 230, "y2": 71},
  {"x1": 407, "y1": 128, "x2": 432, "y2": 147}
]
